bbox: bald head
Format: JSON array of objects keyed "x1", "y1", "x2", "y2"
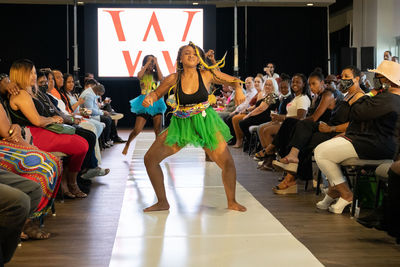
[{"x1": 245, "y1": 77, "x2": 254, "y2": 90}]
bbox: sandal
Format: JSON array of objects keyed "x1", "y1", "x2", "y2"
[
  {"x1": 272, "y1": 180, "x2": 297, "y2": 195},
  {"x1": 272, "y1": 159, "x2": 298, "y2": 174},
  {"x1": 69, "y1": 183, "x2": 88, "y2": 198},
  {"x1": 254, "y1": 149, "x2": 266, "y2": 160},
  {"x1": 22, "y1": 221, "x2": 51, "y2": 240},
  {"x1": 63, "y1": 191, "x2": 76, "y2": 199},
  {"x1": 97, "y1": 167, "x2": 110, "y2": 176},
  {"x1": 257, "y1": 155, "x2": 275, "y2": 171},
  {"x1": 81, "y1": 167, "x2": 110, "y2": 179},
  {"x1": 20, "y1": 231, "x2": 29, "y2": 241}
]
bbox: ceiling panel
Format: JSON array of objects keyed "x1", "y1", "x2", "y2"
[{"x1": 0, "y1": 0, "x2": 335, "y2": 7}]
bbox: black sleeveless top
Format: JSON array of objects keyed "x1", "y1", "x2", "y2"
[
  {"x1": 8, "y1": 96, "x2": 47, "y2": 127},
  {"x1": 308, "y1": 90, "x2": 335, "y2": 123},
  {"x1": 176, "y1": 69, "x2": 209, "y2": 106},
  {"x1": 327, "y1": 93, "x2": 356, "y2": 126}
]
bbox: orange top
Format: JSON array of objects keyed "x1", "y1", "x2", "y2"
[{"x1": 50, "y1": 88, "x2": 61, "y2": 100}]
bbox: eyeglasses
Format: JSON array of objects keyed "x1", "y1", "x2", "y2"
[{"x1": 0, "y1": 73, "x2": 8, "y2": 82}]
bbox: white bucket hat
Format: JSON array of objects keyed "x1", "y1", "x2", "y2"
[{"x1": 368, "y1": 60, "x2": 400, "y2": 86}]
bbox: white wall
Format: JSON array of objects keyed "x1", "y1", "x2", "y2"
[{"x1": 352, "y1": 0, "x2": 400, "y2": 68}]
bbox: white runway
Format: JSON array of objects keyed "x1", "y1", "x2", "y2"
[{"x1": 109, "y1": 132, "x2": 322, "y2": 267}]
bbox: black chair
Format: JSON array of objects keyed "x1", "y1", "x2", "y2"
[{"x1": 340, "y1": 158, "x2": 393, "y2": 217}]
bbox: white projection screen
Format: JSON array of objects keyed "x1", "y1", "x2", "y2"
[{"x1": 98, "y1": 8, "x2": 204, "y2": 77}]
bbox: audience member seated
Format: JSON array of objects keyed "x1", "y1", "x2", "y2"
[
  {"x1": 80, "y1": 82, "x2": 119, "y2": 148},
  {"x1": 51, "y1": 70, "x2": 73, "y2": 113},
  {"x1": 0, "y1": 170, "x2": 42, "y2": 265},
  {"x1": 238, "y1": 78, "x2": 279, "y2": 147},
  {"x1": 219, "y1": 77, "x2": 259, "y2": 120},
  {"x1": 384, "y1": 50, "x2": 392, "y2": 61},
  {"x1": 360, "y1": 72, "x2": 372, "y2": 93},
  {"x1": 217, "y1": 84, "x2": 238, "y2": 120},
  {"x1": 35, "y1": 71, "x2": 104, "y2": 184},
  {"x1": 225, "y1": 76, "x2": 264, "y2": 146},
  {"x1": 254, "y1": 74, "x2": 293, "y2": 160},
  {"x1": 315, "y1": 60, "x2": 400, "y2": 214},
  {"x1": 271, "y1": 67, "x2": 362, "y2": 194},
  {"x1": 215, "y1": 84, "x2": 235, "y2": 114},
  {"x1": 62, "y1": 73, "x2": 110, "y2": 178},
  {"x1": 325, "y1": 74, "x2": 338, "y2": 90},
  {"x1": 231, "y1": 77, "x2": 273, "y2": 148},
  {"x1": 98, "y1": 95, "x2": 126, "y2": 143},
  {"x1": 6, "y1": 59, "x2": 89, "y2": 199},
  {"x1": 0, "y1": 78, "x2": 61, "y2": 239},
  {"x1": 256, "y1": 74, "x2": 311, "y2": 170}
]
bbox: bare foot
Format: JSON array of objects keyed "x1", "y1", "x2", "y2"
[
  {"x1": 228, "y1": 201, "x2": 247, "y2": 212},
  {"x1": 122, "y1": 145, "x2": 129, "y2": 155},
  {"x1": 232, "y1": 143, "x2": 243, "y2": 148},
  {"x1": 143, "y1": 201, "x2": 170, "y2": 212},
  {"x1": 279, "y1": 155, "x2": 299, "y2": 164}
]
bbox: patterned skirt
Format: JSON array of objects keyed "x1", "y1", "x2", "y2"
[{"x1": 0, "y1": 141, "x2": 62, "y2": 218}]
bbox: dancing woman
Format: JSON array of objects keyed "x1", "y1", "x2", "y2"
[
  {"x1": 142, "y1": 42, "x2": 246, "y2": 212},
  {"x1": 122, "y1": 55, "x2": 167, "y2": 155}
]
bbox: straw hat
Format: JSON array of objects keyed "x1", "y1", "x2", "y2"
[{"x1": 368, "y1": 60, "x2": 400, "y2": 86}]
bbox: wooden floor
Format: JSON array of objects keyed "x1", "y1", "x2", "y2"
[{"x1": 6, "y1": 129, "x2": 400, "y2": 267}]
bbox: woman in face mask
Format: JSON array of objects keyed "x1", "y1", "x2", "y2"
[
  {"x1": 315, "y1": 61, "x2": 400, "y2": 214},
  {"x1": 270, "y1": 67, "x2": 363, "y2": 194}
]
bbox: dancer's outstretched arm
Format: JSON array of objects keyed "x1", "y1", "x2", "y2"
[
  {"x1": 203, "y1": 69, "x2": 245, "y2": 105},
  {"x1": 142, "y1": 73, "x2": 177, "y2": 107}
]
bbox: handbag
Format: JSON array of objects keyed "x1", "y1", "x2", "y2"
[
  {"x1": 7, "y1": 103, "x2": 76, "y2": 135},
  {"x1": 45, "y1": 123, "x2": 76, "y2": 135}
]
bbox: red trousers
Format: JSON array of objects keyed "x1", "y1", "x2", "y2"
[{"x1": 28, "y1": 126, "x2": 89, "y2": 172}]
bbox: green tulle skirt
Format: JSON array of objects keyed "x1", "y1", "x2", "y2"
[{"x1": 165, "y1": 107, "x2": 232, "y2": 150}]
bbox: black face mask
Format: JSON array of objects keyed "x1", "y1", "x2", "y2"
[
  {"x1": 340, "y1": 79, "x2": 354, "y2": 93},
  {"x1": 38, "y1": 84, "x2": 48, "y2": 94},
  {"x1": 373, "y1": 77, "x2": 390, "y2": 91}
]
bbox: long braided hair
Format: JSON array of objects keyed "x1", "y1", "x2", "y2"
[{"x1": 168, "y1": 42, "x2": 241, "y2": 111}]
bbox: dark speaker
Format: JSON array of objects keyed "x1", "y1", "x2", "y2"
[
  {"x1": 361, "y1": 46, "x2": 376, "y2": 71},
  {"x1": 340, "y1": 47, "x2": 357, "y2": 70}
]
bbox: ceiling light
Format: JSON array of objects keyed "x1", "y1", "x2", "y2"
[
  {"x1": 193, "y1": 2, "x2": 199, "y2": 5},
  {"x1": 307, "y1": 3, "x2": 314, "y2": 6}
]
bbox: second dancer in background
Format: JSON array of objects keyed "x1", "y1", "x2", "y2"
[{"x1": 122, "y1": 55, "x2": 167, "y2": 155}]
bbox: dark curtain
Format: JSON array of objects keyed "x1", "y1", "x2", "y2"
[
  {"x1": 0, "y1": 4, "x2": 73, "y2": 73},
  {"x1": 216, "y1": 7, "x2": 328, "y2": 78},
  {"x1": 330, "y1": 25, "x2": 351, "y2": 75},
  {"x1": 0, "y1": 4, "x2": 328, "y2": 128}
]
